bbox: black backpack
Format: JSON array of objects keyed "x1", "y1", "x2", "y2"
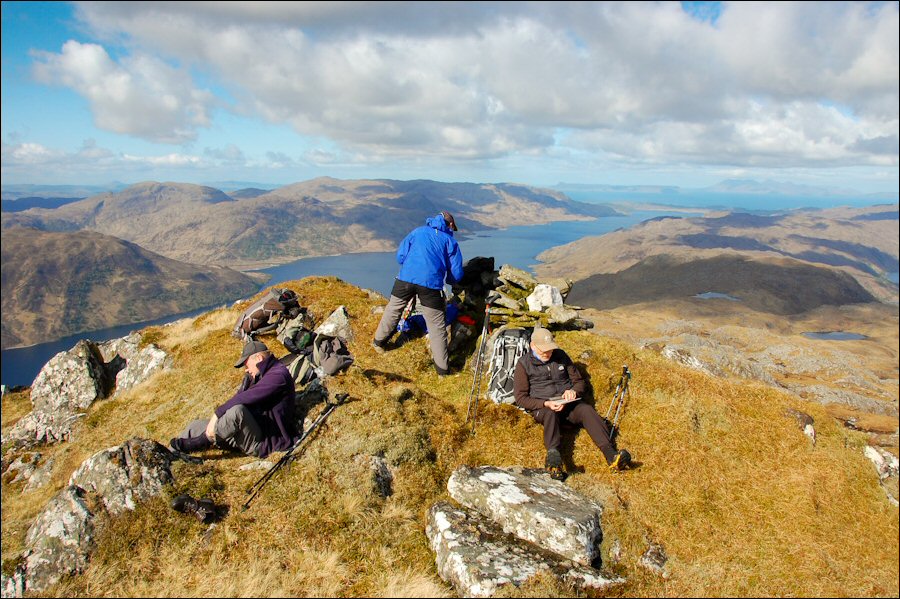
[{"x1": 486, "y1": 327, "x2": 531, "y2": 405}]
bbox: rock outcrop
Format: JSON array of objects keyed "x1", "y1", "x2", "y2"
[
  {"x1": 426, "y1": 465, "x2": 622, "y2": 597},
  {"x1": 2, "y1": 336, "x2": 171, "y2": 451},
  {"x1": 6, "y1": 439, "x2": 177, "y2": 597}
]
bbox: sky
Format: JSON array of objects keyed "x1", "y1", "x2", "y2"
[{"x1": 1, "y1": 1, "x2": 898, "y2": 193}]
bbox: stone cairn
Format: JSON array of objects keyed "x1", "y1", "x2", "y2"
[
  {"x1": 485, "y1": 265, "x2": 592, "y2": 331},
  {"x1": 426, "y1": 465, "x2": 623, "y2": 597}
]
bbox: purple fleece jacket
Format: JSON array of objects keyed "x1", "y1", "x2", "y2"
[{"x1": 215, "y1": 354, "x2": 298, "y2": 457}]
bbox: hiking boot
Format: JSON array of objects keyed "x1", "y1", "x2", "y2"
[
  {"x1": 435, "y1": 365, "x2": 451, "y2": 376},
  {"x1": 171, "y1": 494, "x2": 217, "y2": 523},
  {"x1": 544, "y1": 449, "x2": 566, "y2": 481},
  {"x1": 372, "y1": 339, "x2": 389, "y2": 354},
  {"x1": 608, "y1": 449, "x2": 632, "y2": 472},
  {"x1": 170, "y1": 435, "x2": 211, "y2": 454}
]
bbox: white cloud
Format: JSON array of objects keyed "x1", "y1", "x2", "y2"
[
  {"x1": 31, "y1": 40, "x2": 214, "y2": 144},
  {"x1": 27, "y1": 1, "x2": 900, "y2": 172}
]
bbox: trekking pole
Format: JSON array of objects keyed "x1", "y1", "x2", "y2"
[
  {"x1": 605, "y1": 365, "x2": 631, "y2": 441},
  {"x1": 242, "y1": 392, "x2": 349, "y2": 511},
  {"x1": 466, "y1": 292, "x2": 498, "y2": 435}
]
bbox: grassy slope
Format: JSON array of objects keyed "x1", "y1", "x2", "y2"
[{"x1": 1, "y1": 277, "x2": 897, "y2": 597}]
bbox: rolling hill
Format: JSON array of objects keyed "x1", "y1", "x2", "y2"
[
  {"x1": 0, "y1": 178, "x2": 617, "y2": 270},
  {"x1": 0, "y1": 228, "x2": 263, "y2": 349}
]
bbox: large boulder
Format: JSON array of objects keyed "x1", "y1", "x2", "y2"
[
  {"x1": 31, "y1": 340, "x2": 110, "y2": 412},
  {"x1": 426, "y1": 501, "x2": 621, "y2": 598},
  {"x1": 21, "y1": 486, "x2": 96, "y2": 594},
  {"x1": 69, "y1": 438, "x2": 176, "y2": 514},
  {"x1": 447, "y1": 465, "x2": 605, "y2": 566},
  {"x1": 2, "y1": 337, "x2": 171, "y2": 451},
  {"x1": 13, "y1": 439, "x2": 177, "y2": 596}
]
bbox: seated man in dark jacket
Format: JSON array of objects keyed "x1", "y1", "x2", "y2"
[
  {"x1": 170, "y1": 340, "x2": 299, "y2": 458},
  {"x1": 513, "y1": 327, "x2": 631, "y2": 478}
]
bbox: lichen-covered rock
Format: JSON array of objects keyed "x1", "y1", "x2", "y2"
[
  {"x1": 315, "y1": 305, "x2": 354, "y2": 341},
  {"x1": 2, "y1": 338, "x2": 170, "y2": 451},
  {"x1": 447, "y1": 465, "x2": 605, "y2": 566},
  {"x1": 426, "y1": 501, "x2": 622, "y2": 598},
  {"x1": 69, "y1": 438, "x2": 176, "y2": 515},
  {"x1": 547, "y1": 304, "x2": 579, "y2": 325},
  {"x1": 99, "y1": 333, "x2": 172, "y2": 394},
  {"x1": 498, "y1": 265, "x2": 537, "y2": 290},
  {"x1": 1, "y1": 568, "x2": 26, "y2": 598},
  {"x1": 639, "y1": 542, "x2": 669, "y2": 577},
  {"x1": 22, "y1": 486, "x2": 95, "y2": 594},
  {"x1": 30, "y1": 340, "x2": 109, "y2": 412}
]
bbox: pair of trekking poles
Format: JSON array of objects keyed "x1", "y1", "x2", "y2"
[
  {"x1": 242, "y1": 392, "x2": 349, "y2": 511},
  {"x1": 465, "y1": 292, "x2": 501, "y2": 436},
  {"x1": 605, "y1": 365, "x2": 631, "y2": 441}
]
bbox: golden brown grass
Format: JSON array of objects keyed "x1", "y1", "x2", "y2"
[{"x1": 2, "y1": 276, "x2": 897, "y2": 597}]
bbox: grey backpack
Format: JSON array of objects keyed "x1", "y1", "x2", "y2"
[{"x1": 486, "y1": 327, "x2": 531, "y2": 405}]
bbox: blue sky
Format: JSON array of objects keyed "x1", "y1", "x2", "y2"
[{"x1": 2, "y1": 1, "x2": 898, "y2": 193}]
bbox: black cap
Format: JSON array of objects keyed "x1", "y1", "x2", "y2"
[
  {"x1": 440, "y1": 210, "x2": 458, "y2": 231},
  {"x1": 235, "y1": 340, "x2": 268, "y2": 368}
]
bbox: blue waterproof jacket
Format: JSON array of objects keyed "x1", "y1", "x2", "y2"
[{"x1": 396, "y1": 214, "x2": 464, "y2": 290}]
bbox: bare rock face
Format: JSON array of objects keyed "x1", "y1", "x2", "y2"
[
  {"x1": 13, "y1": 438, "x2": 177, "y2": 596},
  {"x1": 426, "y1": 501, "x2": 622, "y2": 598},
  {"x1": 447, "y1": 465, "x2": 605, "y2": 566}
]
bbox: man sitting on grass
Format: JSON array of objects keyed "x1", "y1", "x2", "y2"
[{"x1": 513, "y1": 327, "x2": 631, "y2": 479}]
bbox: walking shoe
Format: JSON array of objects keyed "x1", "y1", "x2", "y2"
[
  {"x1": 608, "y1": 449, "x2": 632, "y2": 472},
  {"x1": 169, "y1": 435, "x2": 211, "y2": 454},
  {"x1": 171, "y1": 494, "x2": 218, "y2": 523},
  {"x1": 544, "y1": 449, "x2": 566, "y2": 481},
  {"x1": 372, "y1": 339, "x2": 388, "y2": 354}
]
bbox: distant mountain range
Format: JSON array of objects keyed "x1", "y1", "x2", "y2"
[
  {"x1": 537, "y1": 204, "x2": 900, "y2": 312},
  {"x1": 0, "y1": 178, "x2": 616, "y2": 347},
  {"x1": 0, "y1": 228, "x2": 262, "y2": 349},
  {"x1": 554, "y1": 179, "x2": 898, "y2": 202},
  {"x1": 1, "y1": 177, "x2": 616, "y2": 269}
]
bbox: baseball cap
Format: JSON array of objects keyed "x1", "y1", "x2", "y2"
[
  {"x1": 235, "y1": 340, "x2": 268, "y2": 368},
  {"x1": 530, "y1": 327, "x2": 559, "y2": 352}
]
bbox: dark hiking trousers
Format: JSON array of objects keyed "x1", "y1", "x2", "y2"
[
  {"x1": 532, "y1": 402, "x2": 617, "y2": 464},
  {"x1": 374, "y1": 278, "x2": 450, "y2": 373},
  {"x1": 178, "y1": 405, "x2": 263, "y2": 457}
]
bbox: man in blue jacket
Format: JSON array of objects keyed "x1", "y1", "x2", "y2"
[
  {"x1": 170, "y1": 340, "x2": 299, "y2": 457},
  {"x1": 373, "y1": 210, "x2": 464, "y2": 375}
]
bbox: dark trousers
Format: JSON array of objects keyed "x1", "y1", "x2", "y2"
[
  {"x1": 374, "y1": 279, "x2": 449, "y2": 371},
  {"x1": 532, "y1": 402, "x2": 617, "y2": 464}
]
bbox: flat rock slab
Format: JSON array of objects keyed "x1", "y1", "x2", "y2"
[
  {"x1": 426, "y1": 500, "x2": 622, "y2": 598},
  {"x1": 448, "y1": 465, "x2": 605, "y2": 566}
]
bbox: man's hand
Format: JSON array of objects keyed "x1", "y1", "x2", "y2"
[
  {"x1": 562, "y1": 389, "x2": 577, "y2": 401},
  {"x1": 205, "y1": 414, "x2": 218, "y2": 442},
  {"x1": 544, "y1": 400, "x2": 565, "y2": 412}
]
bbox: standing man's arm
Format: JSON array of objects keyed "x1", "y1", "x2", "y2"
[
  {"x1": 446, "y1": 240, "x2": 464, "y2": 285},
  {"x1": 396, "y1": 231, "x2": 414, "y2": 265}
]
